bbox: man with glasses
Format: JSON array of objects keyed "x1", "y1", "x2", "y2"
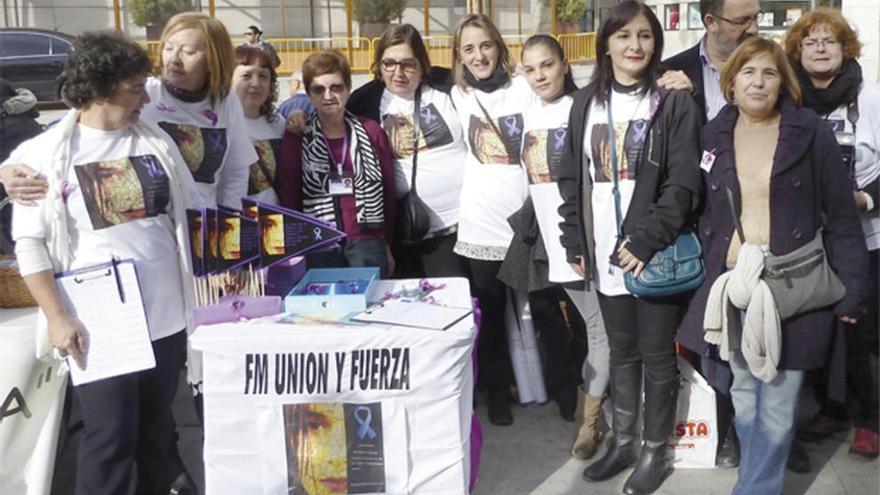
[
  {"x1": 661, "y1": 0, "x2": 761, "y2": 121},
  {"x1": 240, "y1": 25, "x2": 281, "y2": 68}
]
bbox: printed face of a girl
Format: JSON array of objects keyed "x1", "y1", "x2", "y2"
[
  {"x1": 607, "y1": 14, "x2": 655, "y2": 86},
  {"x1": 297, "y1": 403, "x2": 348, "y2": 495}
]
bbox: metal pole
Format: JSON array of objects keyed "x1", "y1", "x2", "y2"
[
  {"x1": 345, "y1": 0, "x2": 353, "y2": 62},
  {"x1": 551, "y1": 0, "x2": 557, "y2": 35},
  {"x1": 280, "y1": 0, "x2": 287, "y2": 37},
  {"x1": 327, "y1": 0, "x2": 332, "y2": 37},
  {"x1": 517, "y1": 0, "x2": 521, "y2": 35},
  {"x1": 112, "y1": 0, "x2": 121, "y2": 31},
  {"x1": 208, "y1": 0, "x2": 215, "y2": 17},
  {"x1": 423, "y1": 0, "x2": 430, "y2": 36},
  {"x1": 309, "y1": 0, "x2": 316, "y2": 37}
]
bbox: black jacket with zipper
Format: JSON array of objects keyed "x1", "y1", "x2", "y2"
[
  {"x1": 556, "y1": 87, "x2": 703, "y2": 285},
  {"x1": 347, "y1": 67, "x2": 454, "y2": 121}
]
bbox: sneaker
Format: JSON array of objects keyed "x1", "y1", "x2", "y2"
[
  {"x1": 849, "y1": 427, "x2": 880, "y2": 459},
  {"x1": 797, "y1": 412, "x2": 849, "y2": 442}
]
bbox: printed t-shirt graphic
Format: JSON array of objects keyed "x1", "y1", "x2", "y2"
[
  {"x1": 74, "y1": 154, "x2": 170, "y2": 230},
  {"x1": 382, "y1": 101, "x2": 454, "y2": 158},
  {"x1": 522, "y1": 126, "x2": 568, "y2": 184},
  {"x1": 250, "y1": 138, "x2": 282, "y2": 194},
  {"x1": 467, "y1": 112, "x2": 524, "y2": 164},
  {"x1": 158, "y1": 122, "x2": 228, "y2": 184},
  {"x1": 589, "y1": 118, "x2": 649, "y2": 183}
]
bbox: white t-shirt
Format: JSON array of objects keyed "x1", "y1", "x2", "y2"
[
  {"x1": 451, "y1": 76, "x2": 537, "y2": 260},
  {"x1": 522, "y1": 95, "x2": 580, "y2": 283},
  {"x1": 817, "y1": 81, "x2": 880, "y2": 250},
  {"x1": 380, "y1": 86, "x2": 467, "y2": 232},
  {"x1": 584, "y1": 88, "x2": 653, "y2": 296},
  {"x1": 244, "y1": 115, "x2": 286, "y2": 205},
  {"x1": 141, "y1": 77, "x2": 258, "y2": 209},
  {"x1": 9, "y1": 124, "x2": 186, "y2": 341}
]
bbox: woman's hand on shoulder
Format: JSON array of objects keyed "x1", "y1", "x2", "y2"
[
  {"x1": 0, "y1": 163, "x2": 47, "y2": 205},
  {"x1": 285, "y1": 110, "x2": 309, "y2": 135},
  {"x1": 47, "y1": 312, "x2": 88, "y2": 369}
]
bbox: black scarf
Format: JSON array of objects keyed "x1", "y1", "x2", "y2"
[
  {"x1": 796, "y1": 58, "x2": 862, "y2": 116},
  {"x1": 162, "y1": 79, "x2": 209, "y2": 103},
  {"x1": 464, "y1": 65, "x2": 510, "y2": 93}
]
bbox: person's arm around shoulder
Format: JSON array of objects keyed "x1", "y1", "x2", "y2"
[
  {"x1": 813, "y1": 119, "x2": 870, "y2": 322},
  {"x1": 626, "y1": 89, "x2": 704, "y2": 263}
]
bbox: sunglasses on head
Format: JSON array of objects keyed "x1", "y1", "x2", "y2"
[{"x1": 308, "y1": 83, "x2": 347, "y2": 96}]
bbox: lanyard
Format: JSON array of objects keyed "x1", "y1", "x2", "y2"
[{"x1": 321, "y1": 128, "x2": 349, "y2": 175}]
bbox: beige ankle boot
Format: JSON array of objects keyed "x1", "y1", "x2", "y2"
[{"x1": 571, "y1": 386, "x2": 604, "y2": 460}]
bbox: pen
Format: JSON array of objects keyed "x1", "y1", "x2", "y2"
[{"x1": 111, "y1": 257, "x2": 125, "y2": 303}]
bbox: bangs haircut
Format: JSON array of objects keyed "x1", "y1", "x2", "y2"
[
  {"x1": 160, "y1": 12, "x2": 236, "y2": 107},
  {"x1": 583, "y1": 0, "x2": 664, "y2": 107},
  {"x1": 234, "y1": 45, "x2": 279, "y2": 120},
  {"x1": 720, "y1": 36, "x2": 801, "y2": 105},
  {"x1": 452, "y1": 14, "x2": 514, "y2": 89},
  {"x1": 61, "y1": 31, "x2": 152, "y2": 109},
  {"x1": 302, "y1": 50, "x2": 352, "y2": 92},
  {"x1": 783, "y1": 8, "x2": 862, "y2": 66},
  {"x1": 372, "y1": 24, "x2": 432, "y2": 82}
]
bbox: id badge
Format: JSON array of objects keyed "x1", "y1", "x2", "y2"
[
  {"x1": 328, "y1": 173, "x2": 354, "y2": 196},
  {"x1": 835, "y1": 132, "x2": 856, "y2": 179}
]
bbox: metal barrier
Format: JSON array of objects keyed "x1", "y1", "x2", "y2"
[{"x1": 140, "y1": 33, "x2": 596, "y2": 76}]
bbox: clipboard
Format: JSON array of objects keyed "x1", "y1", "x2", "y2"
[{"x1": 55, "y1": 258, "x2": 155, "y2": 385}]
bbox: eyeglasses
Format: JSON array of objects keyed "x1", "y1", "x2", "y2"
[
  {"x1": 308, "y1": 83, "x2": 347, "y2": 96},
  {"x1": 801, "y1": 38, "x2": 841, "y2": 50},
  {"x1": 712, "y1": 12, "x2": 763, "y2": 28},
  {"x1": 244, "y1": 32, "x2": 256, "y2": 36},
  {"x1": 380, "y1": 58, "x2": 420, "y2": 73}
]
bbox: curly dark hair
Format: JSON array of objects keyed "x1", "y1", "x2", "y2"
[
  {"x1": 233, "y1": 45, "x2": 279, "y2": 121},
  {"x1": 60, "y1": 32, "x2": 152, "y2": 109}
]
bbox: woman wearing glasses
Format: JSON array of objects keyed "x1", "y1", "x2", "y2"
[
  {"x1": 278, "y1": 50, "x2": 397, "y2": 276},
  {"x1": 347, "y1": 24, "x2": 468, "y2": 278},
  {"x1": 783, "y1": 8, "x2": 880, "y2": 459}
]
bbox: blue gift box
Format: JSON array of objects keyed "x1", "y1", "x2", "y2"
[{"x1": 284, "y1": 267, "x2": 380, "y2": 314}]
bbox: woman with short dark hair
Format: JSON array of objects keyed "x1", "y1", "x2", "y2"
[
  {"x1": 347, "y1": 24, "x2": 468, "y2": 278},
  {"x1": 278, "y1": 50, "x2": 397, "y2": 276},
  {"x1": 6, "y1": 31, "x2": 195, "y2": 495}
]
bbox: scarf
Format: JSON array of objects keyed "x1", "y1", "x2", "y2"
[
  {"x1": 464, "y1": 65, "x2": 511, "y2": 93},
  {"x1": 36, "y1": 109, "x2": 196, "y2": 361},
  {"x1": 703, "y1": 243, "x2": 782, "y2": 383},
  {"x1": 162, "y1": 79, "x2": 209, "y2": 103},
  {"x1": 300, "y1": 112, "x2": 385, "y2": 230},
  {"x1": 796, "y1": 58, "x2": 863, "y2": 116}
]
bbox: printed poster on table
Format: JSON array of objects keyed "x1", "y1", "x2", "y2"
[{"x1": 258, "y1": 202, "x2": 345, "y2": 268}]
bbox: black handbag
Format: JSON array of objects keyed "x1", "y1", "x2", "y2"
[
  {"x1": 396, "y1": 87, "x2": 432, "y2": 246},
  {"x1": 605, "y1": 100, "x2": 705, "y2": 298}
]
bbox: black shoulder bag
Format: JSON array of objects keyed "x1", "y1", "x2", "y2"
[{"x1": 396, "y1": 86, "x2": 433, "y2": 246}]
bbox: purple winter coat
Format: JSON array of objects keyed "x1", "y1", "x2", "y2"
[{"x1": 678, "y1": 97, "x2": 870, "y2": 370}]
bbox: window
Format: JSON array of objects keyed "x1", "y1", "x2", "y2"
[
  {"x1": 665, "y1": 4, "x2": 681, "y2": 30},
  {"x1": 0, "y1": 33, "x2": 51, "y2": 57},
  {"x1": 51, "y1": 38, "x2": 71, "y2": 55},
  {"x1": 687, "y1": 3, "x2": 703, "y2": 30}
]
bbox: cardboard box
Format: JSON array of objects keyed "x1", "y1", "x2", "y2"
[{"x1": 284, "y1": 267, "x2": 379, "y2": 314}]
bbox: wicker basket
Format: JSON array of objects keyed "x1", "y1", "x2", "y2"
[{"x1": 0, "y1": 254, "x2": 38, "y2": 308}]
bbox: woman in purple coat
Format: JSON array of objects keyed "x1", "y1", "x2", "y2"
[{"x1": 679, "y1": 37, "x2": 869, "y2": 494}]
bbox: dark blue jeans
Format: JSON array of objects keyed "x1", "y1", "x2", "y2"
[{"x1": 306, "y1": 237, "x2": 389, "y2": 277}]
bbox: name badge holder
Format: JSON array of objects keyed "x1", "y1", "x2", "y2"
[{"x1": 324, "y1": 130, "x2": 354, "y2": 196}]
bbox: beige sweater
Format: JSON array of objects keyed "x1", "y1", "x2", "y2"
[{"x1": 726, "y1": 121, "x2": 780, "y2": 268}]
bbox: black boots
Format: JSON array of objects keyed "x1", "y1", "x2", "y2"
[
  {"x1": 623, "y1": 374, "x2": 678, "y2": 495},
  {"x1": 583, "y1": 363, "x2": 678, "y2": 495},
  {"x1": 488, "y1": 388, "x2": 513, "y2": 426},
  {"x1": 583, "y1": 363, "x2": 641, "y2": 481}
]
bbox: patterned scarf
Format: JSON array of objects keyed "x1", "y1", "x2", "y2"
[{"x1": 300, "y1": 112, "x2": 385, "y2": 230}]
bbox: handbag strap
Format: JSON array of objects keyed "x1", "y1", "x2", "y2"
[
  {"x1": 606, "y1": 99, "x2": 625, "y2": 243},
  {"x1": 410, "y1": 86, "x2": 422, "y2": 194},
  {"x1": 725, "y1": 186, "x2": 746, "y2": 244}
]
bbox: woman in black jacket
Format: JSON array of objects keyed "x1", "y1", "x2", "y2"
[
  {"x1": 556, "y1": 2, "x2": 702, "y2": 493},
  {"x1": 346, "y1": 24, "x2": 469, "y2": 279}
]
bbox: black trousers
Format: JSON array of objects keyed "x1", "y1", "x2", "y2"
[
  {"x1": 74, "y1": 330, "x2": 186, "y2": 495},
  {"x1": 529, "y1": 286, "x2": 586, "y2": 392},
  {"x1": 467, "y1": 258, "x2": 513, "y2": 391},
  {"x1": 392, "y1": 232, "x2": 469, "y2": 279},
  {"x1": 597, "y1": 293, "x2": 680, "y2": 384}
]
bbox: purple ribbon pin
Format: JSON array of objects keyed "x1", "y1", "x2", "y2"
[
  {"x1": 156, "y1": 102, "x2": 176, "y2": 113},
  {"x1": 203, "y1": 109, "x2": 218, "y2": 126}
]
